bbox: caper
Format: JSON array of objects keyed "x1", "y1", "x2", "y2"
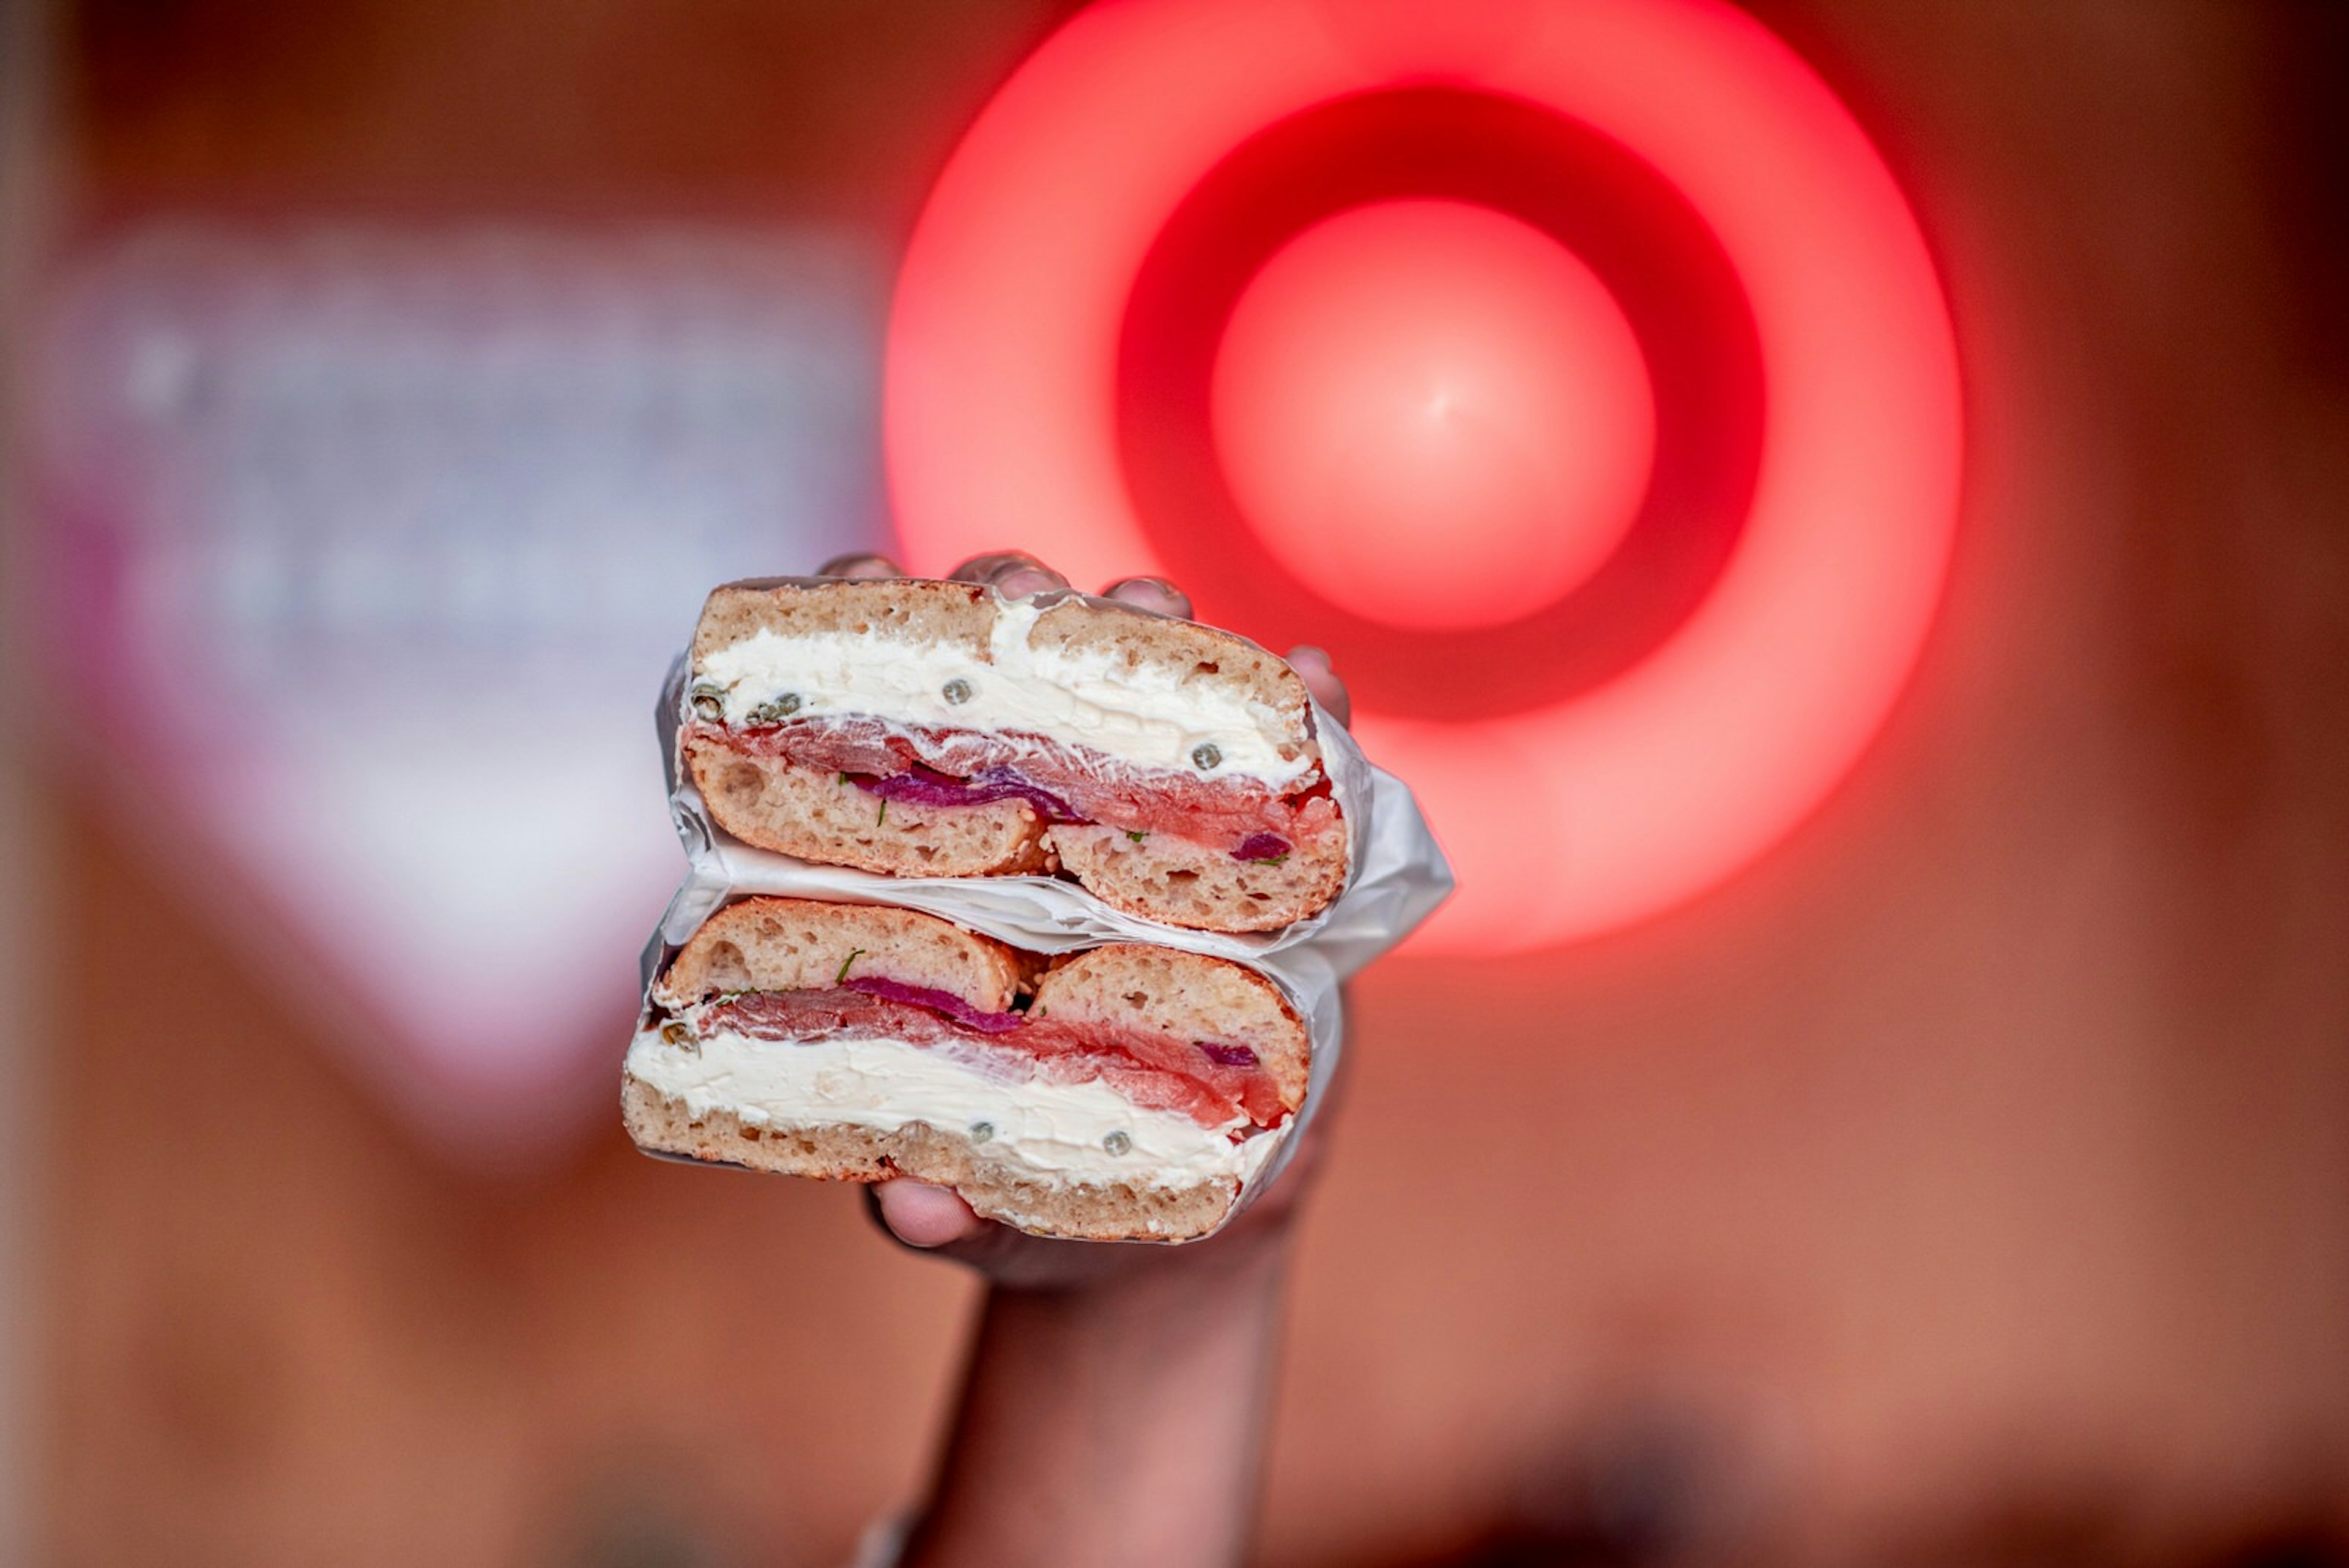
[
  {"x1": 969, "y1": 1120, "x2": 996, "y2": 1145},
  {"x1": 689, "y1": 683, "x2": 725, "y2": 723},
  {"x1": 746, "y1": 693, "x2": 802, "y2": 726},
  {"x1": 1103, "y1": 1129, "x2": 1132, "y2": 1156},
  {"x1": 941, "y1": 678, "x2": 973, "y2": 705},
  {"x1": 1190, "y1": 743, "x2": 1222, "y2": 771}
]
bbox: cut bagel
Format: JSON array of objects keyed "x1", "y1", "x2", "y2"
[
  {"x1": 678, "y1": 578, "x2": 1347, "y2": 932},
  {"x1": 623, "y1": 897, "x2": 1307, "y2": 1240}
]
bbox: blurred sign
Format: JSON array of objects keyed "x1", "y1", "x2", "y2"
[
  {"x1": 886, "y1": 0, "x2": 1963, "y2": 951},
  {"x1": 33, "y1": 226, "x2": 887, "y2": 1159}
]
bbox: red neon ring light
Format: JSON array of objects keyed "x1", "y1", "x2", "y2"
[{"x1": 886, "y1": 0, "x2": 1962, "y2": 951}]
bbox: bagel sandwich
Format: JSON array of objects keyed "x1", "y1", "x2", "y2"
[
  {"x1": 623, "y1": 896, "x2": 1310, "y2": 1240},
  {"x1": 677, "y1": 578, "x2": 1347, "y2": 934}
]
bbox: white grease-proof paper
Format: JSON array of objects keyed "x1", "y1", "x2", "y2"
[{"x1": 634, "y1": 598, "x2": 1454, "y2": 1236}]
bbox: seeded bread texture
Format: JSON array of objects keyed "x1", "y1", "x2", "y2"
[
  {"x1": 620, "y1": 1076, "x2": 1242, "y2": 1241},
  {"x1": 693, "y1": 577, "x2": 994, "y2": 662},
  {"x1": 681, "y1": 743, "x2": 1346, "y2": 924},
  {"x1": 1049, "y1": 824, "x2": 1347, "y2": 934},
  {"x1": 691, "y1": 578, "x2": 1316, "y2": 762},
  {"x1": 1024, "y1": 595, "x2": 1311, "y2": 757},
  {"x1": 684, "y1": 739, "x2": 1056, "y2": 877},
  {"x1": 654, "y1": 896, "x2": 1025, "y2": 1011},
  {"x1": 1033, "y1": 945, "x2": 1310, "y2": 1113}
]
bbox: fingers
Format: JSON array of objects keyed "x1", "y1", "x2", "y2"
[
  {"x1": 1286, "y1": 644, "x2": 1352, "y2": 728},
  {"x1": 949, "y1": 551, "x2": 1070, "y2": 600},
  {"x1": 1100, "y1": 575, "x2": 1195, "y2": 620},
  {"x1": 915, "y1": 554, "x2": 1204, "y2": 622},
  {"x1": 870, "y1": 1178, "x2": 989, "y2": 1249},
  {"x1": 815, "y1": 551, "x2": 903, "y2": 580},
  {"x1": 867, "y1": 1181, "x2": 1108, "y2": 1285}
]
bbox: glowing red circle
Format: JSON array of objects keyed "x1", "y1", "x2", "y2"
[
  {"x1": 1211, "y1": 199, "x2": 1655, "y2": 631},
  {"x1": 886, "y1": 0, "x2": 1962, "y2": 951}
]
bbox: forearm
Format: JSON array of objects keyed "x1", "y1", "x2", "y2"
[{"x1": 902, "y1": 1235, "x2": 1293, "y2": 1568}]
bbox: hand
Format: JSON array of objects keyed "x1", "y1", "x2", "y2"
[{"x1": 814, "y1": 547, "x2": 1351, "y2": 1290}]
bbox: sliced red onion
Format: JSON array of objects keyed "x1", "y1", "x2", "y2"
[
  {"x1": 857, "y1": 764, "x2": 1085, "y2": 823},
  {"x1": 845, "y1": 976, "x2": 1027, "y2": 1034},
  {"x1": 1198, "y1": 1041, "x2": 1261, "y2": 1068},
  {"x1": 1231, "y1": 832, "x2": 1291, "y2": 863}
]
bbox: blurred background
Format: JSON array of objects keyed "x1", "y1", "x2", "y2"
[{"x1": 2, "y1": 0, "x2": 2347, "y2": 1564}]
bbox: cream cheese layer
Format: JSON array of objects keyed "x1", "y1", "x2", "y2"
[
  {"x1": 625, "y1": 1024, "x2": 1280, "y2": 1189},
  {"x1": 691, "y1": 600, "x2": 1311, "y2": 787}
]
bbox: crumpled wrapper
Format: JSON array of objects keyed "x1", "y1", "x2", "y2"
[{"x1": 635, "y1": 622, "x2": 1455, "y2": 1236}]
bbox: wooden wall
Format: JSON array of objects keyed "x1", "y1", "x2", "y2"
[{"x1": 21, "y1": 2, "x2": 2349, "y2": 1563}]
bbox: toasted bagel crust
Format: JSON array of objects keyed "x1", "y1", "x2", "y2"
[
  {"x1": 1032, "y1": 945, "x2": 1310, "y2": 1113},
  {"x1": 694, "y1": 577, "x2": 994, "y2": 663},
  {"x1": 684, "y1": 738, "x2": 1056, "y2": 878},
  {"x1": 621, "y1": 1076, "x2": 1243, "y2": 1241},
  {"x1": 655, "y1": 896, "x2": 1025, "y2": 1010},
  {"x1": 1048, "y1": 824, "x2": 1345, "y2": 935}
]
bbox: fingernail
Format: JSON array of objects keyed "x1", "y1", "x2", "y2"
[
  {"x1": 817, "y1": 552, "x2": 900, "y2": 580},
  {"x1": 950, "y1": 550, "x2": 1047, "y2": 585},
  {"x1": 1103, "y1": 576, "x2": 1193, "y2": 617},
  {"x1": 995, "y1": 565, "x2": 1070, "y2": 598}
]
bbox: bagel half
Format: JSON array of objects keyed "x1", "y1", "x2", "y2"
[
  {"x1": 677, "y1": 578, "x2": 1348, "y2": 933},
  {"x1": 622, "y1": 896, "x2": 1308, "y2": 1240}
]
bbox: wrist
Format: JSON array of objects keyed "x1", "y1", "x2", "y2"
[{"x1": 993, "y1": 1206, "x2": 1299, "y2": 1307}]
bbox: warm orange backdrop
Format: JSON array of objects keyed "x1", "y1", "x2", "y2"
[{"x1": 23, "y1": 2, "x2": 2349, "y2": 1564}]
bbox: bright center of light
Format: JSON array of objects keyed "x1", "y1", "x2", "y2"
[{"x1": 1210, "y1": 199, "x2": 1657, "y2": 631}]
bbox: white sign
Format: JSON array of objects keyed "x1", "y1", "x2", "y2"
[{"x1": 32, "y1": 225, "x2": 888, "y2": 1162}]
